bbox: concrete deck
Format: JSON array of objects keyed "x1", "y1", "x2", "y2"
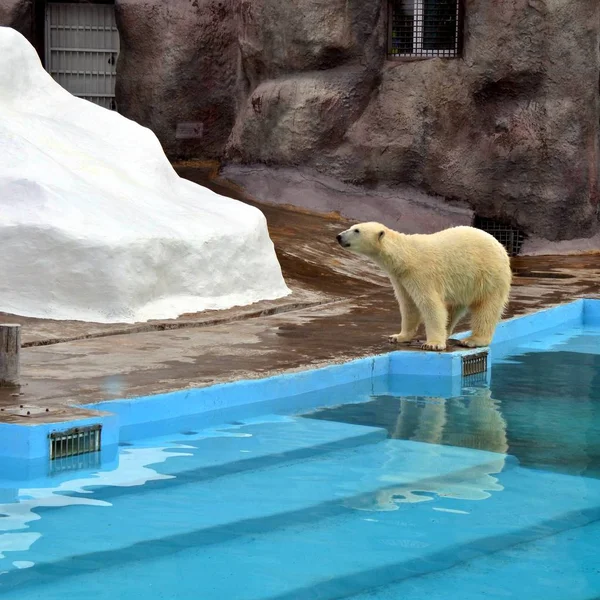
[{"x1": 1, "y1": 164, "x2": 599, "y2": 424}]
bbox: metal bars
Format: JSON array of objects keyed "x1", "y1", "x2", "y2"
[
  {"x1": 49, "y1": 425, "x2": 102, "y2": 460},
  {"x1": 45, "y1": 3, "x2": 120, "y2": 110},
  {"x1": 473, "y1": 216, "x2": 526, "y2": 257},
  {"x1": 389, "y1": 0, "x2": 462, "y2": 58},
  {"x1": 461, "y1": 352, "x2": 488, "y2": 377}
]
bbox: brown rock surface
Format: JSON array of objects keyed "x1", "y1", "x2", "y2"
[
  {"x1": 221, "y1": 164, "x2": 474, "y2": 234},
  {"x1": 0, "y1": 0, "x2": 33, "y2": 41},
  {"x1": 323, "y1": 0, "x2": 600, "y2": 241},
  {"x1": 114, "y1": 0, "x2": 239, "y2": 159},
  {"x1": 238, "y1": 0, "x2": 385, "y2": 86},
  {"x1": 227, "y1": 67, "x2": 376, "y2": 165},
  {"x1": 227, "y1": 0, "x2": 600, "y2": 241}
]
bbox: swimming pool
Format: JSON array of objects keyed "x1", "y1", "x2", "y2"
[{"x1": 0, "y1": 300, "x2": 599, "y2": 599}]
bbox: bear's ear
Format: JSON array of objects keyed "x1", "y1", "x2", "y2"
[{"x1": 378, "y1": 230, "x2": 385, "y2": 241}]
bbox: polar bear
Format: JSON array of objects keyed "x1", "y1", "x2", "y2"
[{"x1": 336, "y1": 222, "x2": 512, "y2": 350}]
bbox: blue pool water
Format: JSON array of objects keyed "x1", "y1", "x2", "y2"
[{"x1": 1, "y1": 324, "x2": 600, "y2": 599}]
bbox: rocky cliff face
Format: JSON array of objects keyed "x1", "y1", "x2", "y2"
[
  {"x1": 226, "y1": 0, "x2": 600, "y2": 241},
  {"x1": 114, "y1": 0, "x2": 240, "y2": 160},
  {"x1": 0, "y1": 0, "x2": 32, "y2": 40},
  {"x1": 336, "y1": 0, "x2": 600, "y2": 241},
  {"x1": 2, "y1": 0, "x2": 599, "y2": 241}
]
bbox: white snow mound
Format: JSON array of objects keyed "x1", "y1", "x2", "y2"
[{"x1": 0, "y1": 27, "x2": 290, "y2": 323}]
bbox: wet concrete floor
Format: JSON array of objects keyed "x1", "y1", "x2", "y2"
[{"x1": 1, "y1": 164, "x2": 599, "y2": 423}]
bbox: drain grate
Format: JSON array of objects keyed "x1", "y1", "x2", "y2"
[
  {"x1": 461, "y1": 352, "x2": 488, "y2": 377},
  {"x1": 49, "y1": 424, "x2": 102, "y2": 460},
  {"x1": 473, "y1": 216, "x2": 525, "y2": 257}
]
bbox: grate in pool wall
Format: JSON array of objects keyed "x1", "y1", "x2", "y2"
[
  {"x1": 473, "y1": 216, "x2": 525, "y2": 257},
  {"x1": 49, "y1": 424, "x2": 102, "y2": 460},
  {"x1": 461, "y1": 352, "x2": 488, "y2": 377}
]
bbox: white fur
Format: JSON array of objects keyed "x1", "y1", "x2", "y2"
[{"x1": 337, "y1": 222, "x2": 512, "y2": 350}]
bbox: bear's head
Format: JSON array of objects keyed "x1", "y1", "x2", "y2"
[{"x1": 336, "y1": 222, "x2": 388, "y2": 257}]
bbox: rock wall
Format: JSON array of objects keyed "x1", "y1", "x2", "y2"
[
  {"x1": 227, "y1": 0, "x2": 600, "y2": 241},
  {"x1": 2, "y1": 0, "x2": 599, "y2": 241},
  {"x1": 324, "y1": 0, "x2": 600, "y2": 241},
  {"x1": 0, "y1": 0, "x2": 33, "y2": 41},
  {"x1": 114, "y1": 0, "x2": 239, "y2": 160}
]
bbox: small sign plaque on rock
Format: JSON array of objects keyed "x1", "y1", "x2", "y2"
[{"x1": 175, "y1": 122, "x2": 204, "y2": 140}]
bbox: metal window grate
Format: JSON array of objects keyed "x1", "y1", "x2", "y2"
[
  {"x1": 389, "y1": 0, "x2": 462, "y2": 58},
  {"x1": 49, "y1": 425, "x2": 102, "y2": 460},
  {"x1": 45, "y1": 3, "x2": 120, "y2": 111},
  {"x1": 461, "y1": 351, "x2": 488, "y2": 377},
  {"x1": 474, "y1": 216, "x2": 525, "y2": 257}
]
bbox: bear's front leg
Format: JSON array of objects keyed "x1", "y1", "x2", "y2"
[
  {"x1": 414, "y1": 294, "x2": 448, "y2": 351},
  {"x1": 388, "y1": 284, "x2": 421, "y2": 345}
]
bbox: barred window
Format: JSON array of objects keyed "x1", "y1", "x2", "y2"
[{"x1": 388, "y1": 0, "x2": 462, "y2": 58}]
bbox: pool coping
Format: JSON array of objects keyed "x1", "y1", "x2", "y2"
[{"x1": 0, "y1": 298, "x2": 598, "y2": 468}]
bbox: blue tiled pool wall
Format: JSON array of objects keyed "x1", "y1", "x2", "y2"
[{"x1": 1, "y1": 298, "x2": 598, "y2": 471}]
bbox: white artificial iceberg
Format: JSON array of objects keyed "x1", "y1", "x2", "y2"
[{"x1": 0, "y1": 27, "x2": 290, "y2": 323}]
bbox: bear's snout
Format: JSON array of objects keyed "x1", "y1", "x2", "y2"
[
  {"x1": 336, "y1": 233, "x2": 349, "y2": 248},
  {"x1": 336, "y1": 229, "x2": 354, "y2": 249}
]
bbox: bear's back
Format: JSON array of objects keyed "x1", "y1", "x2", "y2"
[
  {"x1": 402, "y1": 225, "x2": 511, "y2": 303},
  {"x1": 419, "y1": 226, "x2": 508, "y2": 261}
]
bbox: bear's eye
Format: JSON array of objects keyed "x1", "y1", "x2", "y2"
[{"x1": 354, "y1": 228, "x2": 360, "y2": 233}]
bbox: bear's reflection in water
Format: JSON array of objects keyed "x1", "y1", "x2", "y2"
[
  {"x1": 329, "y1": 388, "x2": 509, "y2": 511},
  {"x1": 308, "y1": 385, "x2": 508, "y2": 454},
  {"x1": 390, "y1": 388, "x2": 508, "y2": 454},
  {"x1": 306, "y1": 346, "x2": 600, "y2": 512}
]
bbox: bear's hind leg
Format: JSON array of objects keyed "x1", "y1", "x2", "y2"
[
  {"x1": 389, "y1": 286, "x2": 421, "y2": 344},
  {"x1": 458, "y1": 297, "x2": 505, "y2": 348}
]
